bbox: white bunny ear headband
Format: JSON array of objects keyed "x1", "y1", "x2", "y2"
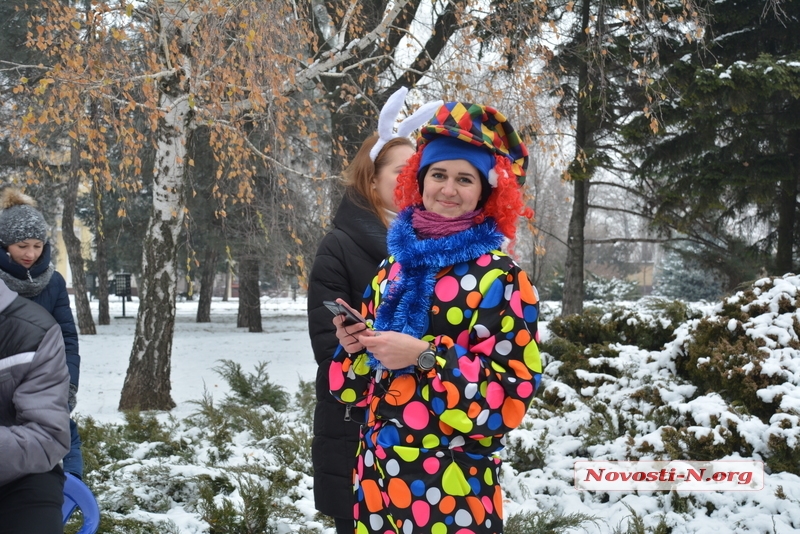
[{"x1": 369, "y1": 87, "x2": 443, "y2": 162}]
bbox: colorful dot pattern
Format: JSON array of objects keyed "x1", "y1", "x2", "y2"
[{"x1": 330, "y1": 251, "x2": 542, "y2": 533}]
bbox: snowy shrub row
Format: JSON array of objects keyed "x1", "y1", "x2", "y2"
[
  {"x1": 502, "y1": 276, "x2": 800, "y2": 532},
  {"x1": 671, "y1": 275, "x2": 800, "y2": 475},
  {"x1": 68, "y1": 277, "x2": 800, "y2": 533},
  {"x1": 73, "y1": 366, "x2": 321, "y2": 534}
]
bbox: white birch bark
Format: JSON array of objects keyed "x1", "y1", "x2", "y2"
[
  {"x1": 119, "y1": 3, "x2": 193, "y2": 409},
  {"x1": 120, "y1": 0, "x2": 410, "y2": 410}
]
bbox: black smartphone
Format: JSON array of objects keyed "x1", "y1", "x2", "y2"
[{"x1": 323, "y1": 300, "x2": 365, "y2": 326}]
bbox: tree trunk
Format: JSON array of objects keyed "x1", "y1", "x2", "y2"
[
  {"x1": 92, "y1": 178, "x2": 110, "y2": 325},
  {"x1": 776, "y1": 176, "x2": 797, "y2": 275},
  {"x1": 776, "y1": 132, "x2": 799, "y2": 275},
  {"x1": 196, "y1": 247, "x2": 217, "y2": 323},
  {"x1": 237, "y1": 256, "x2": 262, "y2": 332},
  {"x1": 63, "y1": 137, "x2": 96, "y2": 334},
  {"x1": 119, "y1": 88, "x2": 191, "y2": 411},
  {"x1": 563, "y1": 180, "x2": 589, "y2": 315},
  {"x1": 561, "y1": 0, "x2": 593, "y2": 317},
  {"x1": 223, "y1": 265, "x2": 230, "y2": 301}
]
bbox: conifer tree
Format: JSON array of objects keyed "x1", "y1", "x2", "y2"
[
  {"x1": 477, "y1": 0, "x2": 704, "y2": 315},
  {"x1": 627, "y1": 0, "x2": 800, "y2": 283}
]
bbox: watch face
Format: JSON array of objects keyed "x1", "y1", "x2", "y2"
[{"x1": 418, "y1": 350, "x2": 436, "y2": 370}]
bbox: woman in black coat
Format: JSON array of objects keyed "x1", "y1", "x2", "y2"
[{"x1": 307, "y1": 133, "x2": 415, "y2": 533}]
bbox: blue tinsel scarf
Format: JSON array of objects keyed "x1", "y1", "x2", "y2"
[{"x1": 369, "y1": 206, "x2": 505, "y2": 372}]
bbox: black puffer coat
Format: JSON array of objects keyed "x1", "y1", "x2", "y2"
[{"x1": 307, "y1": 191, "x2": 388, "y2": 518}]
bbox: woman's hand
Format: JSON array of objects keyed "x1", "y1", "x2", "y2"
[
  {"x1": 333, "y1": 314, "x2": 368, "y2": 354},
  {"x1": 358, "y1": 330, "x2": 430, "y2": 370}
]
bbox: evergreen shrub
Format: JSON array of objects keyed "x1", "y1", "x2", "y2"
[
  {"x1": 294, "y1": 379, "x2": 315, "y2": 424},
  {"x1": 548, "y1": 299, "x2": 695, "y2": 351},
  {"x1": 78, "y1": 416, "x2": 131, "y2": 474},
  {"x1": 540, "y1": 272, "x2": 640, "y2": 302},
  {"x1": 671, "y1": 276, "x2": 800, "y2": 474},
  {"x1": 538, "y1": 337, "x2": 587, "y2": 391},
  {"x1": 71, "y1": 361, "x2": 317, "y2": 533},
  {"x1": 504, "y1": 509, "x2": 597, "y2": 534},
  {"x1": 543, "y1": 299, "x2": 695, "y2": 391},
  {"x1": 503, "y1": 423, "x2": 547, "y2": 472},
  {"x1": 585, "y1": 273, "x2": 641, "y2": 301},
  {"x1": 213, "y1": 359, "x2": 289, "y2": 410},
  {"x1": 610, "y1": 503, "x2": 670, "y2": 534}
]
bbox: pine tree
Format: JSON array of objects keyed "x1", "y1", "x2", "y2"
[
  {"x1": 476, "y1": 0, "x2": 704, "y2": 315},
  {"x1": 652, "y1": 243, "x2": 725, "y2": 301},
  {"x1": 627, "y1": 0, "x2": 800, "y2": 283}
]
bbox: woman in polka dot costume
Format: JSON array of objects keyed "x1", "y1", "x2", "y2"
[{"x1": 329, "y1": 102, "x2": 542, "y2": 534}]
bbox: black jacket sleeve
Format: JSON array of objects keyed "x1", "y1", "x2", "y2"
[
  {"x1": 49, "y1": 272, "x2": 80, "y2": 388},
  {"x1": 307, "y1": 230, "x2": 353, "y2": 365}
]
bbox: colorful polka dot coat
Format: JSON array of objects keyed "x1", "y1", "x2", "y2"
[{"x1": 330, "y1": 246, "x2": 542, "y2": 534}]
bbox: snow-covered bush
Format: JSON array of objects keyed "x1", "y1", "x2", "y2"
[
  {"x1": 504, "y1": 509, "x2": 598, "y2": 534},
  {"x1": 550, "y1": 299, "x2": 696, "y2": 350},
  {"x1": 504, "y1": 277, "x2": 800, "y2": 532},
  {"x1": 212, "y1": 359, "x2": 290, "y2": 411},
  {"x1": 671, "y1": 274, "x2": 800, "y2": 475},
  {"x1": 69, "y1": 281, "x2": 800, "y2": 533},
  {"x1": 652, "y1": 244, "x2": 726, "y2": 301},
  {"x1": 73, "y1": 366, "x2": 321, "y2": 534},
  {"x1": 540, "y1": 272, "x2": 640, "y2": 302},
  {"x1": 585, "y1": 273, "x2": 641, "y2": 301}
]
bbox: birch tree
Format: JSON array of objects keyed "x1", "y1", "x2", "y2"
[
  {"x1": 13, "y1": 0, "x2": 418, "y2": 410},
  {"x1": 11, "y1": 0, "x2": 564, "y2": 410},
  {"x1": 18, "y1": 0, "x2": 542, "y2": 409}
]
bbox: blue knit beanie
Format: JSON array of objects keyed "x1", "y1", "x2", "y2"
[{"x1": 418, "y1": 136, "x2": 495, "y2": 182}]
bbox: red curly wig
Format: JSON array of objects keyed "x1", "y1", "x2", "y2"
[{"x1": 394, "y1": 146, "x2": 532, "y2": 244}]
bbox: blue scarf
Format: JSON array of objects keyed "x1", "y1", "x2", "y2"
[{"x1": 369, "y1": 206, "x2": 505, "y2": 372}]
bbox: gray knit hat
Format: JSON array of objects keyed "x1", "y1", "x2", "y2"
[{"x1": 0, "y1": 188, "x2": 49, "y2": 247}]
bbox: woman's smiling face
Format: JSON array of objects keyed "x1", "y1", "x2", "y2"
[{"x1": 421, "y1": 159, "x2": 483, "y2": 218}]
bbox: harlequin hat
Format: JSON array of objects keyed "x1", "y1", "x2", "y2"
[
  {"x1": 393, "y1": 101, "x2": 533, "y2": 243},
  {"x1": 419, "y1": 102, "x2": 529, "y2": 185},
  {"x1": 0, "y1": 188, "x2": 48, "y2": 247}
]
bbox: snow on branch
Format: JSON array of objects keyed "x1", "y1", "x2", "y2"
[{"x1": 293, "y1": 0, "x2": 410, "y2": 88}]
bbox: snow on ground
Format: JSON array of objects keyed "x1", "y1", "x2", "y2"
[
  {"x1": 71, "y1": 290, "x2": 800, "y2": 533},
  {"x1": 76, "y1": 296, "x2": 314, "y2": 423}
]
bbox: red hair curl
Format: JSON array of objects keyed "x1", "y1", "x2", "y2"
[
  {"x1": 394, "y1": 148, "x2": 424, "y2": 210},
  {"x1": 482, "y1": 155, "x2": 532, "y2": 244}
]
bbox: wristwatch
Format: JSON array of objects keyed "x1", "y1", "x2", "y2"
[{"x1": 417, "y1": 343, "x2": 437, "y2": 371}]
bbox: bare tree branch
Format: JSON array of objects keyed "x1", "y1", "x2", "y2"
[
  {"x1": 0, "y1": 61, "x2": 49, "y2": 72},
  {"x1": 587, "y1": 202, "x2": 650, "y2": 219},
  {"x1": 242, "y1": 136, "x2": 320, "y2": 180},
  {"x1": 762, "y1": 0, "x2": 788, "y2": 23},
  {"x1": 335, "y1": 0, "x2": 361, "y2": 50},
  {"x1": 293, "y1": 0, "x2": 410, "y2": 88},
  {"x1": 586, "y1": 237, "x2": 691, "y2": 245},
  {"x1": 590, "y1": 180, "x2": 648, "y2": 199},
  {"x1": 535, "y1": 226, "x2": 570, "y2": 248}
]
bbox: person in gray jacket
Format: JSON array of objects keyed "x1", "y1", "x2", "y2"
[{"x1": 0, "y1": 277, "x2": 70, "y2": 534}]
